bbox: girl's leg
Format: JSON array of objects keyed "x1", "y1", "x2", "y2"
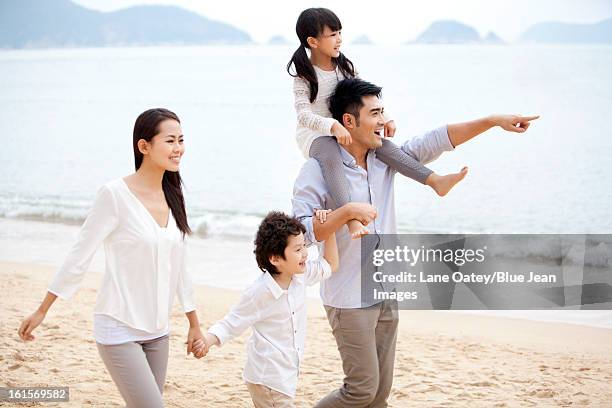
[
  {"x1": 97, "y1": 335, "x2": 169, "y2": 408},
  {"x1": 309, "y1": 137, "x2": 368, "y2": 238},
  {"x1": 376, "y1": 139, "x2": 467, "y2": 196},
  {"x1": 309, "y1": 137, "x2": 351, "y2": 207}
]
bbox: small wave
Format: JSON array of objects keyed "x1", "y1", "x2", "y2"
[
  {"x1": 0, "y1": 194, "x2": 266, "y2": 239},
  {"x1": 2, "y1": 195, "x2": 610, "y2": 267},
  {"x1": 190, "y1": 212, "x2": 262, "y2": 240},
  {"x1": 0, "y1": 195, "x2": 90, "y2": 225}
]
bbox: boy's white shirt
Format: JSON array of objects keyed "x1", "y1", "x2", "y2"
[{"x1": 208, "y1": 258, "x2": 332, "y2": 398}]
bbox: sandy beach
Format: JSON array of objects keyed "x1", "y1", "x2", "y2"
[{"x1": 1, "y1": 261, "x2": 611, "y2": 407}]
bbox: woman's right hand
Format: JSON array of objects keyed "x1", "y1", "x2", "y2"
[
  {"x1": 331, "y1": 122, "x2": 352, "y2": 145},
  {"x1": 18, "y1": 310, "x2": 46, "y2": 341}
]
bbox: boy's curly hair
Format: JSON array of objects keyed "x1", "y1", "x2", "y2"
[{"x1": 254, "y1": 211, "x2": 306, "y2": 275}]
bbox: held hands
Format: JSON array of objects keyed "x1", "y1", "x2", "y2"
[
  {"x1": 493, "y1": 114, "x2": 540, "y2": 133},
  {"x1": 186, "y1": 326, "x2": 206, "y2": 359},
  {"x1": 348, "y1": 202, "x2": 378, "y2": 226},
  {"x1": 192, "y1": 333, "x2": 219, "y2": 359},
  {"x1": 331, "y1": 121, "x2": 352, "y2": 145},
  {"x1": 314, "y1": 202, "x2": 377, "y2": 228},
  {"x1": 18, "y1": 310, "x2": 46, "y2": 341}
]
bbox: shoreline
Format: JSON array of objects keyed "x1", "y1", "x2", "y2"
[{"x1": 1, "y1": 217, "x2": 610, "y2": 330}]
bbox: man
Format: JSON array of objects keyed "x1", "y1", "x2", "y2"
[{"x1": 292, "y1": 78, "x2": 538, "y2": 407}]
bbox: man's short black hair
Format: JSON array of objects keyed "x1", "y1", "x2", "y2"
[
  {"x1": 254, "y1": 211, "x2": 306, "y2": 275},
  {"x1": 329, "y1": 78, "x2": 382, "y2": 125}
]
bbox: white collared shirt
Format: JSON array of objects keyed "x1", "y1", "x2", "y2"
[
  {"x1": 48, "y1": 178, "x2": 195, "y2": 334},
  {"x1": 208, "y1": 259, "x2": 332, "y2": 397}
]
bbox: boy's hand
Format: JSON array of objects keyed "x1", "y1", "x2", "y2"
[
  {"x1": 193, "y1": 333, "x2": 219, "y2": 358},
  {"x1": 193, "y1": 338, "x2": 208, "y2": 358},
  {"x1": 384, "y1": 120, "x2": 396, "y2": 137},
  {"x1": 331, "y1": 122, "x2": 352, "y2": 145},
  {"x1": 315, "y1": 209, "x2": 332, "y2": 224}
]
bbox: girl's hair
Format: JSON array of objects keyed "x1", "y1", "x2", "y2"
[
  {"x1": 133, "y1": 108, "x2": 191, "y2": 237},
  {"x1": 286, "y1": 8, "x2": 356, "y2": 103}
]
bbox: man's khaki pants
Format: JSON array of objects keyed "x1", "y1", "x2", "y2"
[{"x1": 315, "y1": 300, "x2": 399, "y2": 408}]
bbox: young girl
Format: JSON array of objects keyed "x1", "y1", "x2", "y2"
[
  {"x1": 18, "y1": 108, "x2": 204, "y2": 408},
  {"x1": 287, "y1": 8, "x2": 468, "y2": 239}
]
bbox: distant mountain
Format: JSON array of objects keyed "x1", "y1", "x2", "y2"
[
  {"x1": 519, "y1": 18, "x2": 612, "y2": 44},
  {"x1": 483, "y1": 32, "x2": 504, "y2": 44},
  {"x1": 0, "y1": 0, "x2": 252, "y2": 48},
  {"x1": 413, "y1": 20, "x2": 481, "y2": 44},
  {"x1": 268, "y1": 35, "x2": 289, "y2": 45},
  {"x1": 352, "y1": 35, "x2": 373, "y2": 45}
]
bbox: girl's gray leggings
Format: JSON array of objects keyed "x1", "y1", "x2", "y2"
[
  {"x1": 96, "y1": 335, "x2": 169, "y2": 408},
  {"x1": 309, "y1": 136, "x2": 433, "y2": 208}
]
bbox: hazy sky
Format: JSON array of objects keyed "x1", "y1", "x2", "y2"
[{"x1": 72, "y1": 0, "x2": 612, "y2": 44}]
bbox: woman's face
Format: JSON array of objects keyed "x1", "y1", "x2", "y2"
[{"x1": 140, "y1": 119, "x2": 184, "y2": 172}]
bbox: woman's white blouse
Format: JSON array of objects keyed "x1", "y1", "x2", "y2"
[{"x1": 48, "y1": 179, "x2": 195, "y2": 334}]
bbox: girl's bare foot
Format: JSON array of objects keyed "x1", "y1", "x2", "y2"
[
  {"x1": 425, "y1": 167, "x2": 468, "y2": 197},
  {"x1": 347, "y1": 219, "x2": 369, "y2": 239}
]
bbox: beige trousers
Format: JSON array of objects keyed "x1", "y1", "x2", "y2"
[
  {"x1": 246, "y1": 382, "x2": 295, "y2": 408},
  {"x1": 315, "y1": 300, "x2": 399, "y2": 408},
  {"x1": 96, "y1": 335, "x2": 169, "y2": 408}
]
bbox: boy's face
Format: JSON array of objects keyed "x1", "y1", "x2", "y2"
[
  {"x1": 271, "y1": 233, "x2": 308, "y2": 276},
  {"x1": 344, "y1": 95, "x2": 386, "y2": 150}
]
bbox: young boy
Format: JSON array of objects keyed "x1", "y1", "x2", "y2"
[{"x1": 193, "y1": 210, "x2": 338, "y2": 407}]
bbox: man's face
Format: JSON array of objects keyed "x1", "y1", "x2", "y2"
[{"x1": 344, "y1": 95, "x2": 385, "y2": 150}]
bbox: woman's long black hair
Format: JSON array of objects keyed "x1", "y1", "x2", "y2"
[
  {"x1": 286, "y1": 8, "x2": 356, "y2": 103},
  {"x1": 133, "y1": 108, "x2": 191, "y2": 237}
]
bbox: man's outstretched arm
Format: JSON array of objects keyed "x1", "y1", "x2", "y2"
[{"x1": 447, "y1": 114, "x2": 539, "y2": 147}]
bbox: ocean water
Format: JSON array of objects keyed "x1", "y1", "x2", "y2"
[
  {"x1": 1, "y1": 45, "x2": 611, "y2": 236},
  {"x1": 1, "y1": 45, "x2": 611, "y2": 327}
]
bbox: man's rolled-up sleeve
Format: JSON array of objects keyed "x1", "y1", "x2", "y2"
[{"x1": 401, "y1": 125, "x2": 455, "y2": 165}]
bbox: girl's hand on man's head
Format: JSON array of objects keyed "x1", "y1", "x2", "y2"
[
  {"x1": 331, "y1": 122, "x2": 352, "y2": 145},
  {"x1": 384, "y1": 120, "x2": 396, "y2": 138}
]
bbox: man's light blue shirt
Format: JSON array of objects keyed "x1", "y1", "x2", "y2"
[{"x1": 292, "y1": 126, "x2": 455, "y2": 309}]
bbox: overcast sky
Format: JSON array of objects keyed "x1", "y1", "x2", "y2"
[{"x1": 72, "y1": 0, "x2": 612, "y2": 44}]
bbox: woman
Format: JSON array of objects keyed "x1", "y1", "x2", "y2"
[{"x1": 18, "y1": 108, "x2": 204, "y2": 408}]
